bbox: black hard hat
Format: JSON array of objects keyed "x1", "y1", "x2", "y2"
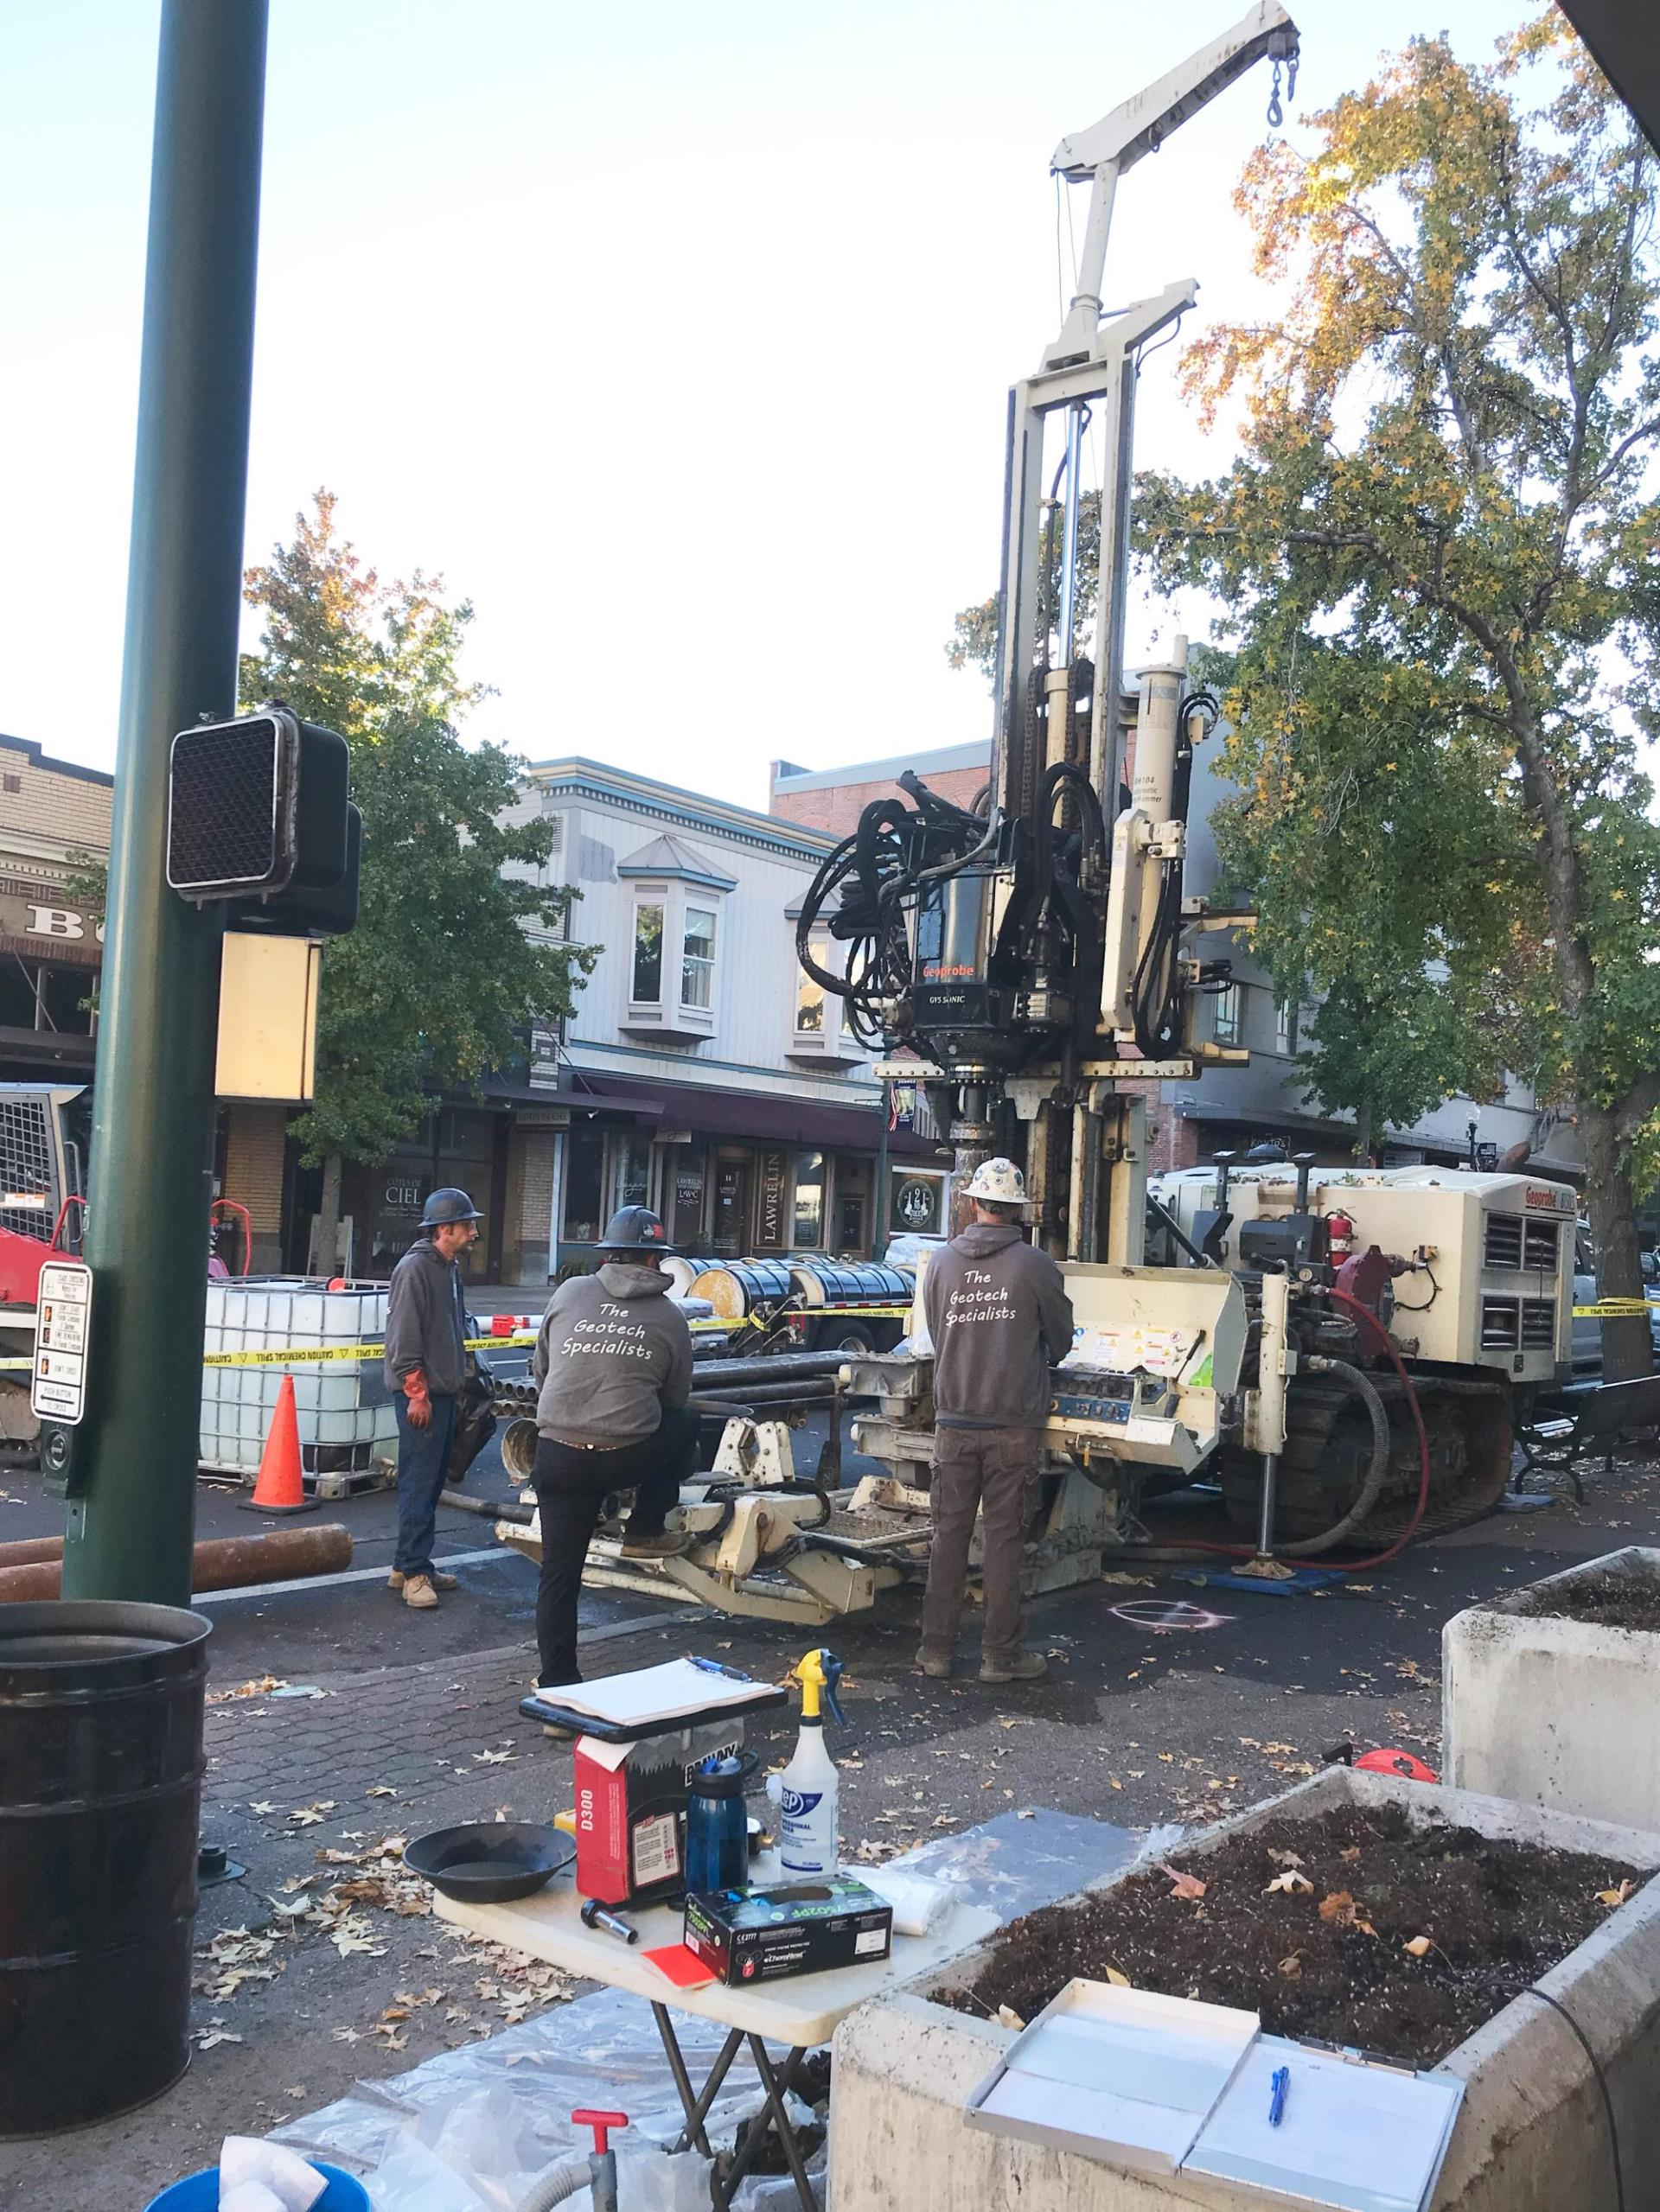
[
  {"x1": 601, "y1": 1204, "x2": 675, "y2": 1255},
  {"x1": 1243, "y1": 1141, "x2": 1289, "y2": 1165},
  {"x1": 420, "y1": 1186, "x2": 483, "y2": 1227}
]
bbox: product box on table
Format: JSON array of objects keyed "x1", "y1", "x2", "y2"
[
  {"x1": 683, "y1": 1874, "x2": 893, "y2": 1986},
  {"x1": 574, "y1": 1720, "x2": 743, "y2": 1907}
]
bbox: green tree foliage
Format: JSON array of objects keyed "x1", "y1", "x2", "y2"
[
  {"x1": 948, "y1": 492, "x2": 1101, "y2": 685},
  {"x1": 1138, "y1": 19, "x2": 1660, "y2": 1374},
  {"x1": 242, "y1": 492, "x2": 592, "y2": 1255}
]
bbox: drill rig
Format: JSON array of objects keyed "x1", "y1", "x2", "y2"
[{"x1": 793, "y1": 3, "x2": 1566, "y2": 1579}]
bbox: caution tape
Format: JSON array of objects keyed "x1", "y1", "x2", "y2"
[{"x1": 1572, "y1": 1298, "x2": 1654, "y2": 1318}]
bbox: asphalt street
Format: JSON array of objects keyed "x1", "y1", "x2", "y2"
[{"x1": 3, "y1": 1399, "x2": 1657, "y2": 2206}]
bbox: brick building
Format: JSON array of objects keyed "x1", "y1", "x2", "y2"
[{"x1": 0, "y1": 731, "x2": 310, "y2": 1271}]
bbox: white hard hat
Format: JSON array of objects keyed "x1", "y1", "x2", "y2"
[{"x1": 967, "y1": 1157, "x2": 1026, "y2": 1203}]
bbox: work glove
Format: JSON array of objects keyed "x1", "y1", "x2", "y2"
[{"x1": 404, "y1": 1368, "x2": 433, "y2": 1429}]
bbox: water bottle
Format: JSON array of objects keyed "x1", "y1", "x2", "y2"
[{"x1": 685, "y1": 1751, "x2": 756, "y2": 1892}]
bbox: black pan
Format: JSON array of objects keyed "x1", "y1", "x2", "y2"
[{"x1": 405, "y1": 1821, "x2": 575, "y2": 1903}]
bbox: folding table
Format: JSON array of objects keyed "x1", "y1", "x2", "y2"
[{"x1": 434, "y1": 1857, "x2": 999, "y2": 2210}]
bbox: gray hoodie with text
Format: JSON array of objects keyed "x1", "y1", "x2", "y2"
[
  {"x1": 923, "y1": 1221, "x2": 1074, "y2": 1429},
  {"x1": 533, "y1": 1264, "x2": 693, "y2": 1446}
]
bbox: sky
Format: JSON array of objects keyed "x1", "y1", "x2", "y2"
[{"x1": 1, "y1": 0, "x2": 1536, "y2": 812}]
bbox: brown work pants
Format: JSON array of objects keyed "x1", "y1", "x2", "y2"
[{"x1": 920, "y1": 1425, "x2": 1040, "y2": 1664}]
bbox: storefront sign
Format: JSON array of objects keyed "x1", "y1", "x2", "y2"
[
  {"x1": 894, "y1": 1176, "x2": 942, "y2": 1233},
  {"x1": 0, "y1": 883, "x2": 105, "y2": 966},
  {"x1": 757, "y1": 1150, "x2": 789, "y2": 1249}
]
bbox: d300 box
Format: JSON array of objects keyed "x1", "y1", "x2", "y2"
[{"x1": 683, "y1": 1876, "x2": 893, "y2": 1986}]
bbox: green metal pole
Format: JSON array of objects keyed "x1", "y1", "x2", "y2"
[{"x1": 60, "y1": 0, "x2": 269, "y2": 1604}]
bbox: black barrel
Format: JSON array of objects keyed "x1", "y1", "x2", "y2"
[{"x1": 0, "y1": 1600, "x2": 211, "y2": 2134}]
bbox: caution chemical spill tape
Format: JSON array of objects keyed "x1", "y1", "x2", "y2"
[{"x1": 1571, "y1": 1297, "x2": 1654, "y2": 1318}]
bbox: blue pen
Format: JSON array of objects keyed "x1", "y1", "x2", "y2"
[
  {"x1": 1268, "y1": 2066, "x2": 1289, "y2": 2127},
  {"x1": 687, "y1": 1655, "x2": 751, "y2": 1681}
]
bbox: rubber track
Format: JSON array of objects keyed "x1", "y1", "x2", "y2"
[{"x1": 1223, "y1": 1372, "x2": 1513, "y2": 1545}]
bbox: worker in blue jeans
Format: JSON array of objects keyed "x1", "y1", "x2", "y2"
[{"x1": 383, "y1": 1187, "x2": 481, "y2": 1610}]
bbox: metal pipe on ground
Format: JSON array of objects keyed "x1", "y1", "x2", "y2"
[
  {"x1": 0, "y1": 1523, "x2": 352, "y2": 1603},
  {"x1": 694, "y1": 1384, "x2": 839, "y2": 1406},
  {"x1": 691, "y1": 1354, "x2": 851, "y2": 1385},
  {"x1": 442, "y1": 1488, "x2": 535, "y2": 1526},
  {"x1": 0, "y1": 1537, "x2": 67, "y2": 1570}
]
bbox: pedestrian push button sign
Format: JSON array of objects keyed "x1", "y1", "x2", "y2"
[{"x1": 34, "y1": 1260, "x2": 93, "y2": 1424}]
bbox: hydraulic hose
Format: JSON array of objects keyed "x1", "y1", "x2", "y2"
[
  {"x1": 512, "y1": 2154, "x2": 591, "y2": 2212},
  {"x1": 1099, "y1": 1291, "x2": 1435, "y2": 1571},
  {"x1": 1274, "y1": 1356, "x2": 1391, "y2": 1558}
]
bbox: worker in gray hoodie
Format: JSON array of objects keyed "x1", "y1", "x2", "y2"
[
  {"x1": 530, "y1": 1204, "x2": 696, "y2": 1686},
  {"x1": 918, "y1": 1157, "x2": 1073, "y2": 1685},
  {"x1": 383, "y1": 1187, "x2": 481, "y2": 1610}
]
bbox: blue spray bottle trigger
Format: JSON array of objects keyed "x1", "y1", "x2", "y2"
[{"x1": 820, "y1": 1651, "x2": 846, "y2": 1726}]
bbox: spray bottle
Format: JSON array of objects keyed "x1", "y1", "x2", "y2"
[{"x1": 767, "y1": 1648, "x2": 846, "y2": 1877}]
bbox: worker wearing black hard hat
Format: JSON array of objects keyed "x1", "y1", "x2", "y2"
[
  {"x1": 382, "y1": 1187, "x2": 482, "y2": 1610},
  {"x1": 529, "y1": 1203, "x2": 696, "y2": 1686}
]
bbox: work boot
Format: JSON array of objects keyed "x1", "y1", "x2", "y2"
[
  {"x1": 620, "y1": 1527, "x2": 690, "y2": 1559},
  {"x1": 915, "y1": 1646, "x2": 954, "y2": 1680},
  {"x1": 400, "y1": 1573, "x2": 440, "y2": 1610},
  {"x1": 388, "y1": 1569, "x2": 458, "y2": 1593},
  {"x1": 980, "y1": 1649, "x2": 1047, "y2": 1685}
]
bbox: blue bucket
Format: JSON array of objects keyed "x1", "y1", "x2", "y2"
[{"x1": 143, "y1": 2158, "x2": 370, "y2": 2210}]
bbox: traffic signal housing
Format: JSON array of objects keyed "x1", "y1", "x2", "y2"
[{"x1": 167, "y1": 704, "x2": 359, "y2": 935}]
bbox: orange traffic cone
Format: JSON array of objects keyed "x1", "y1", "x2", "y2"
[{"x1": 242, "y1": 1374, "x2": 317, "y2": 1514}]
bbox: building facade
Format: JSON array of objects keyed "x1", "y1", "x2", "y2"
[
  {"x1": 0, "y1": 731, "x2": 304, "y2": 1270},
  {"x1": 488, "y1": 759, "x2": 943, "y2": 1280}
]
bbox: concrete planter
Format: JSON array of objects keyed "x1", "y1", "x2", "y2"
[
  {"x1": 1444, "y1": 1545, "x2": 1660, "y2": 1832},
  {"x1": 827, "y1": 1768, "x2": 1660, "y2": 2212}
]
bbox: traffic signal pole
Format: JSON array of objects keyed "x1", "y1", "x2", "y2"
[{"x1": 61, "y1": 0, "x2": 270, "y2": 1604}]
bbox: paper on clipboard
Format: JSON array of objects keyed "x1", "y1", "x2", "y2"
[
  {"x1": 1184, "y1": 2036, "x2": 1464, "y2": 2212},
  {"x1": 526, "y1": 1660, "x2": 773, "y2": 1729}
]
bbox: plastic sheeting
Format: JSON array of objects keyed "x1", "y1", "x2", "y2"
[{"x1": 272, "y1": 1809, "x2": 1155, "y2": 2210}]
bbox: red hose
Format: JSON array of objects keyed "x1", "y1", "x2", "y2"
[{"x1": 1132, "y1": 1287, "x2": 1435, "y2": 1572}]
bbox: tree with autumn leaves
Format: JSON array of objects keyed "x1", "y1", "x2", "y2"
[
  {"x1": 242, "y1": 494, "x2": 592, "y2": 1269},
  {"x1": 1138, "y1": 17, "x2": 1660, "y2": 1377}
]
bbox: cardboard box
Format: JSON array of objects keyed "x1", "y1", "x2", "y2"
[
  {"x1": 574, "y1": 1721, "x2": 742, "y2": 1907},
  {"x1": 684, "y1": 1875, "x2": 893, "y2": 1986}
]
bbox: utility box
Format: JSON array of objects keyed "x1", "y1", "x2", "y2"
[{"x1": 214, "y1": 934, "x2": 321, "y2": 1102}]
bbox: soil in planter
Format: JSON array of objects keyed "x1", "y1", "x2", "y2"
[
  {"x1": 1507, "y1": 1566, "x2": 1660, "y2": 1632},
  {"x1": 947, "y1": 1803, "x2": 1646, "y2": 2067}
]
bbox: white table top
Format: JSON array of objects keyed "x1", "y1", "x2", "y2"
[{"x1": 432, "y1": 1856, "x2": 999, "y2": 2047}]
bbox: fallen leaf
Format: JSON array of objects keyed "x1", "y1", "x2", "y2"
[
  {"x1": 1598, "y1": 1879, "x2": 1635, "y2": 1909},
  {"x1": 1403, "y1": 1935, "x2": 1433, "y2": 1959},
  {"x1": 1267, "y1": 1849, "x2": 1305, "y2": 1868},
  {"x1": 995, "y1": 2004, "x2": 1025, "y2": 2030},
  {"x1": 1318, "y1": 1891, "x2": 1377, "y2": 1936},
  {"x1": 1278, "y1": 1953, "x2": 1303, "y2": 1979},
  {"x1": 195, "y1": 2027, "x2": 242, "y2": 2050},
  {"x1": 1339, "y1": 1845, "x2": 1363, "y2": 1864},
  {"x1": 474, "y1": 1750, "x2": 516, "y2": 1765},
  {"x1": 1104, "y1": 1967, "x2": 1131, "y2": 1988},
  {"x1": 248, "y1": 1801, "x2": 277, "y2": 1816},
  {"x1": 374, "y1": 2027, "x2": 409, "y2": 2052},
  {"x1": 1266, "y1": 1870, "x2": 1314, "y2": 1895},
  {"x1": 367, "y1": 1785, "x2": 397, "y2": 1799},
  {"x1": 1159, "y1": 1863, "x2": 1207, "y2": 1902},
  {"x1": 1017, "y1": 1808, "x2": 1035, "y2": 1821},
  {"x1": 331, "y1": 2028, "x2": 362, "y2": 2044}
]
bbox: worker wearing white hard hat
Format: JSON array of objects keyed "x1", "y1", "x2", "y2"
[{"x1": 918, "y1": 1157, "x2": 1073, "y2": 1685}]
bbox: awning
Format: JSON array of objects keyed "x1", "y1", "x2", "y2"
[{"x1": 578, "y1": 1072, "x2": 940, "y2": 1157}]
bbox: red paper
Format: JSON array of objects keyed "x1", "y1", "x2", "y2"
[{"x1": 644, "y1": 1942, "x2": 717, "y2": 1990}]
